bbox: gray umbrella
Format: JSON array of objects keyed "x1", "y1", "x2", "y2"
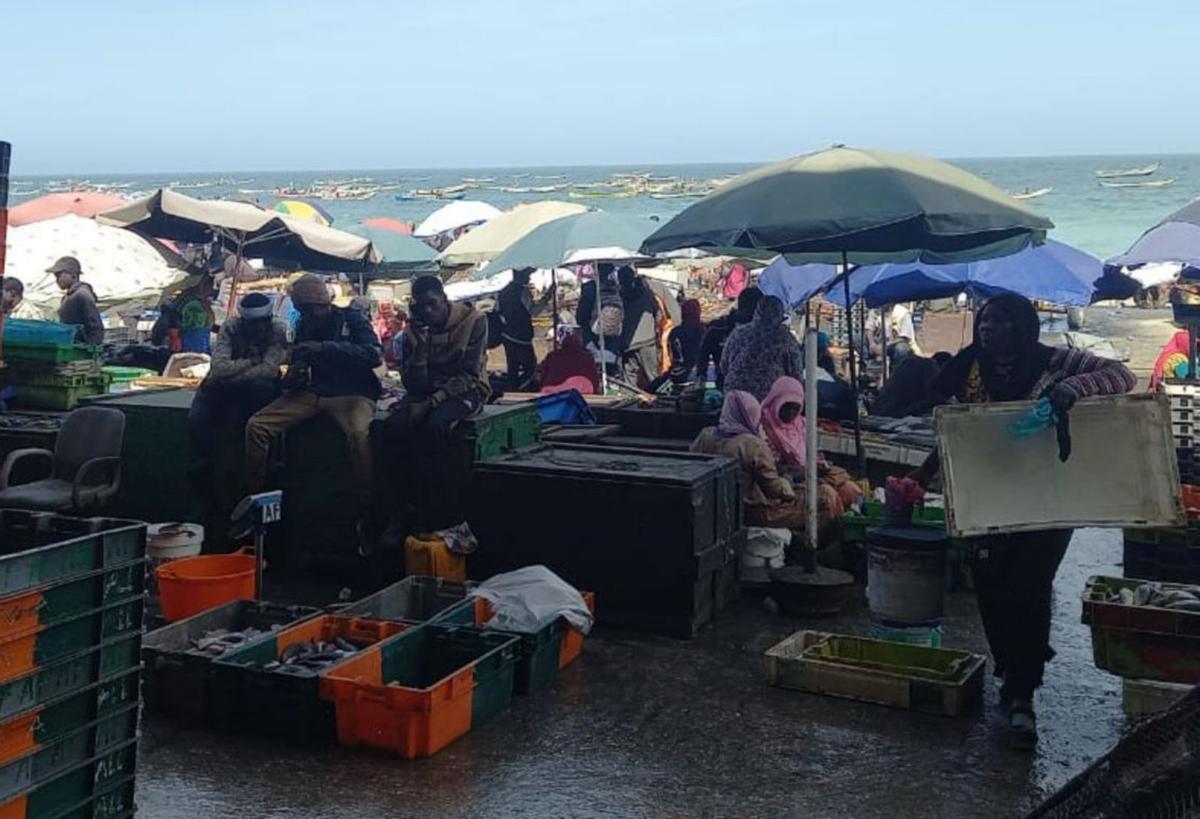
[{"x1": 641, "y1": 146, "x2": 1054, "y2": 537}]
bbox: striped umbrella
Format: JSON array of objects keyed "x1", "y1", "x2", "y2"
[{"x1": 273, "y1": 199, "x2": 334, "y2": 226}]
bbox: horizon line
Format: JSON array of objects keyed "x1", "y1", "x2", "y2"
[{"x1": 9, "y1": 150, "x2": 1194, "y2": 179}]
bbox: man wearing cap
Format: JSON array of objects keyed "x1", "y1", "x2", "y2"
[
  {"x1": 189, "y1": 292, "x2": 289, "y2": 501},
  {"x1": 49, "y1": 257, "x2": 104, "y2": 345},
  {"x1": 244, "y1": 274, "x2": 382, "y2": 494}
]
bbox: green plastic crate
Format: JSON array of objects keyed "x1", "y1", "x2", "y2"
[
  {"x1": 464, "y1": 404, "x2": 542, "y2": 462},
  {"x1": 0, "y1": 597, "x2": 144, "y2": 686},
  {"x1": 0, "y1": 634, "x2": 142, "y2": 722},
  {"x1": 0, "y1": 342, "x2": 100, "y2": 366},
  {"x1": 0, "y1": 671, "x2": 140, "y2": 756},
  {"x1": 0, "y1": 512, "x2": 146, "y2": 601},
  {"x1": 8, "y1": 378, "x2": 110, "y2": 411},
  {"x1": 842, "y1": 501, "x2": 947, "y2": 544},
  {"x1": 2, "y1": 741, "x2": 138, "y2": 818},
  {"x1": 0, "y1": 562, "x2": 144, "y2": 641},
  {"x1": 0, "y1": 704, "x2": 139, "y2": 804},
  {"x1": 3, "y1": 364, "x2": 106, "y2": 389}
]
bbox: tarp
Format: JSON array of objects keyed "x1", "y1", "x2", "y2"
[
  {"x1": 438, "y1": 201, "x2": 587, "y2": 266},
  {"x1": 413, "y1": 200, "x2": 501, "y2": 238},
  {"x1": 98, "y1": 189, "x2": 380, "y2": 271},
  {"x1": 4, "y1": 214, "x2": 187, "y2": 313}
]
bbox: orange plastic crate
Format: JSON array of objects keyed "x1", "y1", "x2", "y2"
[{"x1": 320, "y1": 625, "x2": 519, "y2": 758}]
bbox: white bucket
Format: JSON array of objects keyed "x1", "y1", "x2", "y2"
[
  {"x1": 866, "y1": 527, "x2": 948, "y2": 623},
  {"x1": 147, "y1": 523, "x2": 205, "y2": 562}
]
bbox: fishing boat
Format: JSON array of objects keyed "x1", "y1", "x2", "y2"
[
  {"x1": 1095, "y1": 162, "x2": 1160, "y2": 179},
  {"x1": 533, "y1": 174, "x2": 566, "y2": 180},
  {"x1": 462, "y1": 177, "x2": 495, "y2": 184},
  {"x1": 1099, "y1": 178, "x2": 1176, "y2": 189},
  {"x1": 1011, "y1": 187, "x2": 1053, "y2": 200},
  {"x1": 568, "y1": 190, "x2": 636, "y2": 200}
]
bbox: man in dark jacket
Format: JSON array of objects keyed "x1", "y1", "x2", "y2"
[
  {"x1": 189, "y1": 292, "x2": 287, "y2": 498},
  {"x1": 377, "y1": 275, "x2": 489, "y2": 531},
  {"x1": 617, "y1": 266, "x2": 660, "y2": 385},
  {"x1": 697, "y1": 286, "x2": 762, "y2": 388},
  {"x1": 49, "y1": 257, "x2": 105, "y2": 344},
  {"x1": 497, "y1": 267, "x2": 544, "y2": 390},
  {"x1": 244, "y1": 274, "x2": 382, "y2": 493}
]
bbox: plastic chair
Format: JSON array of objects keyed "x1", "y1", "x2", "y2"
[{"x1": 0, "y1": 407, "x2": 126, "y2": 513}]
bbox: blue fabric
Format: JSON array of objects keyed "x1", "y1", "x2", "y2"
[
  {"x1": 1107, "y1": 220, "x2": 1200, "y2": 269},
  {"x1": 1009, "y1": 397, "x2": 1056, "y2": 438},
  {"x1": 180, "y1": 327, "x2": 211, "y2": 354}
]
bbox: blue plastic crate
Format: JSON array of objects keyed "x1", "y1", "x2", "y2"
[{"x1": 1, "y1": 319, "x2": 79, "y2": 345}]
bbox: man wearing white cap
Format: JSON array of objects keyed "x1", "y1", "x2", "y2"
[{"x1": 189, "y1": 292, "x2": 288, "y2": 500}]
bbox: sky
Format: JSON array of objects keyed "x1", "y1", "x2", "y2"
[{"x1": 3, "y1": 0, "x2": 1199, "y2": 174}]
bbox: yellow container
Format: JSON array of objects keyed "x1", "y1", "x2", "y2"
[{"x1": 404, "y1": 535, "x2": 466, "y2": 582}]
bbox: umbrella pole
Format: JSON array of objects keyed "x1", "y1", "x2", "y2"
[
  {"x1": 226, "y1": 232, "x2": 245, "y2": 315},
  {"x1": 595, "y1": 269, "x2": 607, "y2": 395},
  {"x1": 805, "y1": 326, "x2": 820, "y2": 562},
  {"x1": 551, "y1": 268, "x2": 560, "y2": 351},
  {"x1": 842, "y1": 251, "x2": 865, "y2": 476}
]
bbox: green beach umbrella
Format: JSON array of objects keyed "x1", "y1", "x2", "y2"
[
  {"x1": 641, "y1": 145, "x2": 1053, "y2": 262},
  {"x1": 481, "y1": 211, "x2": 660, "y2": 275},
  {"x1": 344, "y1": 223, "x2": 437, "y2": 273}
]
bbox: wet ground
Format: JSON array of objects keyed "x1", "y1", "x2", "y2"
[{"x1": 136, "y1": 529, "x2": 1127, "y2": 819}]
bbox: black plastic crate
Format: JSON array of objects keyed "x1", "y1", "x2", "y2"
[
  {"x1": 591, "y1": 404, "x2": 719, "y2": 440},
  {"x1": 0, "y1": 512, "x2": 146, "y2": 601},
  {"x1": 470, "y1": 443, "x2": 742, "y2": 573},
  {"x1": 142, "y1": 599, "x2": 321, "y2": 719}
]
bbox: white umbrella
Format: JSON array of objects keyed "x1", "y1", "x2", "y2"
[
  {"x1": 4, "y1": 214, "x2": 186, "y2": 314},
  {"x1": 437, "y1": 201, "x2": 587, "y2": 266},
  {"x1": 413, "y1": 200, "x2": 501, "y2": 238}
]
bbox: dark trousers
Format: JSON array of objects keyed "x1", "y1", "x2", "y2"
[
  {"x1": 970, "y1": 529, "x2": 1072, "y2": 701},
  {"x1": 502, "y1": 339, "x2": 537, "y2": 390},
  {"x1": 189, "y1": 380, "x2": 279, "y2": 495},
  {"x1": 374, "y1": 396, "x2": 481, "y2": 534}
]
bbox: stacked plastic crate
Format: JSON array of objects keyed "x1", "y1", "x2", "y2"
[
  {"x1": 1, "y1": 320, "x2": 109, "y2": 410},
  {"x1": 0, "y1": 511, "x2": 146, "y2": 818},
  {"x1": 1123, "y1": 380, "x2": 1200, "y2": 582}
]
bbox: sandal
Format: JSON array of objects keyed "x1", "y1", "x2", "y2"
[{"x1": 1007, "y1": 702, "x2": 1038, "y2": 751}]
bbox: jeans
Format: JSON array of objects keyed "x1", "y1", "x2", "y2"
[
  {"x1": 244, "y1": 391, "x2": 376, "y2": 492},
  {"x1": 970, "y1": 529, "x2": 1072, "y2": 701}
]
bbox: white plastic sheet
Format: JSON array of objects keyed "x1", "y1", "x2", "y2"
[{"x1": 469, "y1": 565, "x2": 593, "y2": 635}]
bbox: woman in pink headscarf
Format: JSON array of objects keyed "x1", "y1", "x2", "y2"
[
  {"x1": 761, "y1": 376, "x2": 862, "y2": 511},
  {"x1": 691, "y1": 390, "x2": 840, "y2": 536}
]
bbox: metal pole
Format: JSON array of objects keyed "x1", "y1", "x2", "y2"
[
  {"x1": 804, "y1": 326, "x2": 820, "y2": 562},
  {"x1": 0, "y1": 143, "x2": 9, "y2": 390},
  {"x1": 551, "y1": 268, "x2": 560, "y2": 351},
  {"x1": 842, "y1": 251, "x2": 865, "y2": 476},
  {"x1": 595, "y1": 268, "x2": 608, "y2": 395}
]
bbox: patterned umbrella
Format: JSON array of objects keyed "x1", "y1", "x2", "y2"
[{"x1": 273, "y1": 199, "x2": 334, "y2": 226}]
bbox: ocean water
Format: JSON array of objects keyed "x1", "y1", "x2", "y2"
[{"x1": 9, "y1": 154, "x2": 1198, "y2": 261}]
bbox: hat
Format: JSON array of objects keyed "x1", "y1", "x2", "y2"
[
  {"x1": 239, "y1": 292, "x2": 274, "y2": 320},
  {"x1": 289, "y1": 273, "x2": 331, "y2": 307},
  {"x1": 46, "y1": 256, "x2": 82, "y2": 276}
]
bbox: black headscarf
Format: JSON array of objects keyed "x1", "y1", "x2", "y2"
[{"x1": 933, "y1": 292, "x2": 1053, "y2": 403}]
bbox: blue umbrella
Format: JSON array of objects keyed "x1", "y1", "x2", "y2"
[
  {"x1": 756, "y1": 257, "x2": 838, "y2": 307},
  {"x1": 765, "y1": 240, "x2": 1117, "y2": 309},
  {"x1": 1107, "y1": 197, "x2": 1200, "y2": 268}
]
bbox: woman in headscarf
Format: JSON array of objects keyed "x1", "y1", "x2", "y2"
[
  {"x1": 761, "y1": 376, "x2": 860, "y2": 511},
  {"x1": 649, "y1": 298, "x2": 706, "y2": 392},
  {"x1": 691, "y1": 391, "x2": 840, "y2": 538},
  {"x1": 914, "y1": 292, "x2": 1136, "y2": 750},
  {"x1": 539, "y1": 327, "x2": 598, "y2": 394},
  {"x1": 1149, "y1": 328, "x2": 1192, "y2": 390},
  {"x1": 719, "y1": 295, "x2": 803, "y2": 401}
]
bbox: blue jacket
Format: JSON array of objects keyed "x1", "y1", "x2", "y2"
[{"x1": 295, "y1": 306, "x2": 382, "y2": 400}]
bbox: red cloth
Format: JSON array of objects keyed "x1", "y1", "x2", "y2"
[
  {"x1": 722, "y1": 263, "x2": 748, "y2": 300},
  {"x1": 540, "y1": 334, "x2": 598, "y2": 394},
  {"x1": 1150, "y1": 330, "x2": 1190, "y2": 390}
]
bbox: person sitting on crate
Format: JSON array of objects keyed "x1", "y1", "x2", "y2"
[
  {"x1": 910, "y1": 292, "x2": 1136, "y2": 750},
  {"x1": 189, "y1": 292, "x2": 288, "y2": 500},
  {"x1": 691, "y1": 390, "x2": 842, "y2": 550},
  {"x1": 373, "y1": 275, "x2": 490, "y2": 536},
  {"x1": 244, "y1": 275, "x2": 382, "y2": 496},
  {"x1": 48, "y1": 257, "x2": 105, "y2": 345}
]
